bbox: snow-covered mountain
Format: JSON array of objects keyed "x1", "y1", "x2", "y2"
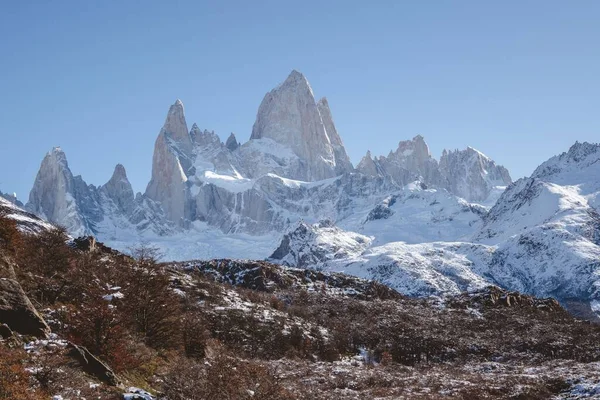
[
  {"x1": 26, "y1": 70, "x2": 508, "y2": 242},
  {"x1": 271, "y1": 142, "x2": 600, "y2": 318},
  {"x1": 23, "y1": 69, "x2": 600, "y2": 318}
]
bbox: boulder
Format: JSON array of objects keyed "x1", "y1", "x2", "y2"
[
  {"x1": 68, "y1": 342, "x2": 120, "y2": 386},
  {"x1": 0, "y1": 278, "x2": 50, "y2": 338}
]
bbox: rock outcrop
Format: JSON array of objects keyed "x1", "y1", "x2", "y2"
[
  {"x1": 0, "y1": 278, "x2": 50, "y2": 338},
  {"x1": 68, "y1": 342, "x2": 120, "y2": 386}
]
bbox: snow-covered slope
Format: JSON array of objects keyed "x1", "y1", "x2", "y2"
[
  {"x1": 271, "y1": 142, "x2": 600, "y2": 318},
  {"x1": 269, "y1": 220, "x2": 494, "y2": 297},
  {"x1": 0, "y1": 196, "x2": 54, "y2": 234},
  {"x1": 340, "y1": 181, "x2": 486, "y2": 245}
]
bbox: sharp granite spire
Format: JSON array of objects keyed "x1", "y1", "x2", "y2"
[
  {"x1": 145, "y1": 100, "x2": 193, "y2": 226},
  {"x1": 250, "y1": 70, "x2": 340, "y2": 181}
]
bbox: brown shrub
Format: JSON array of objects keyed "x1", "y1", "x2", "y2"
[{"x1": 0, "y1": 345, "x2": 44, "y2": 400}]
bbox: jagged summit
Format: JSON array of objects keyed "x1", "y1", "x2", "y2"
[
  {"x1": 145, "y1": 100, "x2": 193, "y2": 225},
  {"x1": 249, "y1": 70, "x2": 347, "y2": 181},
  {"x1": 102, "y1": 164, "x2": 134, "y2": 214},
  {"x1": 163, "y1": 99, "x2": 192, "y2": 156},
  {"x1": 439, "y1": 146, "x2": 512, "y2": 201},
  {"x1": 357, "y1": 135, "x2": 511, "y2": 202},
  {"x1": 110, "y1": 164, "x2": 127, "y2": 181},
  {"x1": 27, "y1": 148, "x2": 90, "y2": 235},
  {"x1": 225, "y1": 132, "x2": 239, "y2": 151},
  {"x1": 280, "y1": 69, "x2": 309, "y2": 88}
]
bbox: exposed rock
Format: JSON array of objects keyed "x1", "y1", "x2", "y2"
[
  {"x1": 26, "y1": 147, "x2": 91, "y2": 235},
  {"x1": 0, "y1": 191, "x2": 23, "y2": 207},
  {"x1": 102, "y1": 164, "x2": 135, "y2": 214},
  {"x1": 0, "y1": 323, "x2": 12, "y2": 339},
  {"x1": 0, "y1": 255, "x2": 17, "y2": 280},
  {"x1": 356, "y1": 151, "x2": 380, "y2": 176},
  {"x1": 72, "y1": 236, "x2": 97, "y2": 252},
  {"x1": 250, "y1": 70, "x2": 337, "y2": 181},
  {"x1": 382, "y1": 135, "x2": 443, "y2": 186},
  {"x1": 439, "y1": 147, "x2": 512, "y2": 202},
  {"x1": 67, "y1": 342, "x2": 120, "y2": 386},
  {"x1": 317, "y1": 97, "x2": 353, "y2": 175},
  {"x1": 450, "y1": 286, "x2": 563, "y2": 312},
  {"x1": 225, "y1": 132, "x2": 240, "y2": 151},
  {"x1": 0, "y1": 278, "x2": 50, "y2": 338},
  {"x1": 174, "y1": 258, "x2": 403, "y2": 301},
  {"x1": 145, "y1": 100, "x2": 193, "y2": 226}
]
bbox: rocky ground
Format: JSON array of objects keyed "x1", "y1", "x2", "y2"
[{"x1": 1, "y1": 208, "x2": 600, "y2": 399}]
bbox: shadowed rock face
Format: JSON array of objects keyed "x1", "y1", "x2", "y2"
[
  {"x1": 225, "y1": 132, "x2": 240, "y2": 151},
  {"x1": 0, "y1": 278, "x2": 50, "y2": 338}
]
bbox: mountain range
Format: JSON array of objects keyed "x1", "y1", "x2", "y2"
[{"x1": 10, "y1": 70, "x2": 600, "y2": 319}]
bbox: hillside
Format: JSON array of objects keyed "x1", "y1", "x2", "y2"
[{"x1": 1, "y1": 213, "x2": 600, "y2": 399}]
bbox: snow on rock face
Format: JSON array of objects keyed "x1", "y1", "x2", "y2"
[
  {"x1": 250, "y1": 70, "x2": 338, "y2": 181},
  {"x1": 145, "y1": 100, "x2": 193, "y2": 226},
  {"x1": 269, "y1": 221, "x2": 493, "y2": 298},
  {"x1": 352, "y1": 182, "x2": 486, "y2": 245},
  {"x1": 382, "y1": 135, "x2": 443, "y2": 186},
  {"x1": 531, "y1": 141, "x2": 600, "y2": 208},
  {"x1": 357, "y1": 136, "x2": 511, "y2": 203},
  {"x1": 439, "y1": 147, "x2": 512, "y2": 202},
  {"x1": 270, "y1": 220, "x2": 373, "y2": 268},
  {"x1": 472, "y1": 148, "x2": 600, "y2": 314},
  {"x1": 26, "y1": 148, "x2": 94, "y2": 236},
  {"x1": 317, "y1": 97, "x2": 354, "y2": 175},
  {"x1": 356, "y1": 151, "x2": 380, "y2": 177},
  {"x1": 0, "y1": 196, "x2": 54, "y2": 234}
]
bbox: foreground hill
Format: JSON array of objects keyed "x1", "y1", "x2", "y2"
[{"x1": 1, "y1": 213, "x2": 600, "y2": 398}]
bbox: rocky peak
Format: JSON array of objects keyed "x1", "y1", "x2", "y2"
[
  {"x1": 189, "y1": 123, "x2": 201, "y2": 143},
  {"x1": 102, "y1": 164, "x2": 134, "y2": 214},
  {"x1": 532, "y1": 141, "x2": 600, "y2": 186},
  {"x1": 249, "y1": 70, "x2": 337, "y2": 181},
  {"x1": 163, "y1": 99, "x2": 192, "y2": 157},
  {"x1": 390, "y1": 135, "x2": 432, "y2": 163},
  {"x1": 26, "y1": 148, "x2": 92, "y2": 235},
  {"x1": 193, "y1": 128, "x2": 222, "y2": 149},
  {"x1": 356, "y1": 150, "x2": 380, "y2": 176},
  {"x1": 374, "y1": 135, "x2": 442, "y2": 187},
  {"x1": 225, "y1": 133, "x2": 239, "y2": 151},
  {"x1": 145, "y1": 101, "x2": 194, "y2": 226},
  {"x1": 317, "y1": 97, "x2": 353, "y2": 174},
  {"x1": 439, "y1": 146, "x2": 512, "y2": 202}
]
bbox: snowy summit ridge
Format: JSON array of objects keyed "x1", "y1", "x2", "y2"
[{"x1": 21, "y1": 70, "x2": 600, "y2": 319}]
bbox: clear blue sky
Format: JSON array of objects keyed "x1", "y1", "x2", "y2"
[{"x1": 1, "y1": 1, "x2": 599, "y2": 199}]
